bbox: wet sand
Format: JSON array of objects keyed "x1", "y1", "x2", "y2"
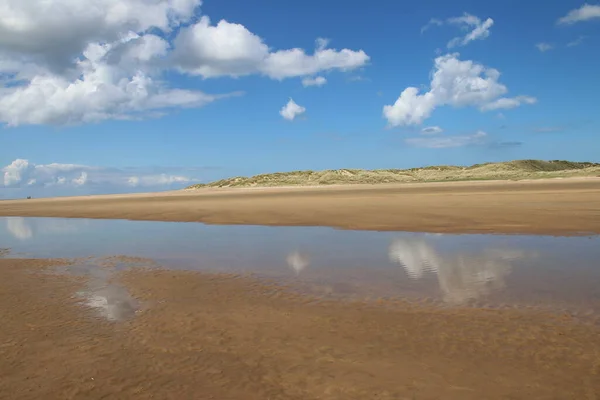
[
  {"x1": 1, "y1": 178, "x2": 600, "y2": 235},
  {"x1": 1, "y1": 258, "x2": 599, "y2": 399}
]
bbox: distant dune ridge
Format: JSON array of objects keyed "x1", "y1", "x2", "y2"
[{"x1": 186, "y1": 160, "x2": 600, "y2": 189}]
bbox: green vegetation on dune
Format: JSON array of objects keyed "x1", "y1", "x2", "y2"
[{"x1": 185, "y1": 160, "x2": 600, "y2": 189}]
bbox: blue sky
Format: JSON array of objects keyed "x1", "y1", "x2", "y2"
[{"x1": 1, "y1": 0, "x2": 599, "y2": 197}]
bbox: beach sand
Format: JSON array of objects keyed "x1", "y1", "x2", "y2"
[
  {"x1": 2, "y1": 178, "x2": 600, "y2": 398},
  {"x1": 1, "y1": 178, "x2": 600, "y2": 235},
  {"x1": 1, "y1": 258, "x2": 599, "y2": 399}
]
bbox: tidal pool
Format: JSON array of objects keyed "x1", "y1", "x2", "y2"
[{"x1": 2, "y1": 216, "x2": 599, "y2": 317}]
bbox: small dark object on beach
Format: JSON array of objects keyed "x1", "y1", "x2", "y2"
[{"x1": 26, "y1": 196, "x2": 31, "y2": 200}]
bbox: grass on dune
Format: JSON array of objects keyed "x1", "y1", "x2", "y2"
[{"x1": 185, "y1": 160, "x2": 600, "y2": 189}]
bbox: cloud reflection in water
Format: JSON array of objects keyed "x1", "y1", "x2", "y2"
[
  {"x1": 286, "y1": 251, "x2": 310, "y2": 275},
  {"x1": 389, "y1": 238, "x2": 534, "y2": 305}
]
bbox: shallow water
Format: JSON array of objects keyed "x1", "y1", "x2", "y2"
[{"x1": 2, "y1": 216, "x2": 600, "y2": 318}]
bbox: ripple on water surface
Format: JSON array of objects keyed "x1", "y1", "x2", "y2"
[{"x1": 1, "y1": 216, "x2": 600, "y2": 318}]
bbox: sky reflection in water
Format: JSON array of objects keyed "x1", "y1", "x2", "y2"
[{"x1": 2, "y1": 217, "x2": 599, "y2": 314}]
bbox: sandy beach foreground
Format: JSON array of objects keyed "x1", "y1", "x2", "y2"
[
  {"x1": 2, "y1": 178, "x2": 600, "y2": 398},
  {"x1": 1, "y1": 258, "x2": 599, "y2": 399},
  {"x1": 1, "y1": 178, "x2": 600, "y2": 235}
]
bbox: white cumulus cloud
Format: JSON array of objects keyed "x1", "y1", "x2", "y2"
[
  {"x1": 280, "y1": 98, "x2": 306, "y2": 121},
  {"x1": 0, "y1": 1, "x2": 368, "y2": 127},
  {"x1": 0, "y1": 0, "x2": 201, "y2": 71},
  {"x1": 383, "y1": 87, "x2": 436, "y2": 126},
  {"x1": 0, "y1": 1, "x2": 234, "y2": 126},
  {"x1": 2, "y1": 159, "x2": 35, "y2": 186},
  {"x1": 72, "y1": 172, "x2": 89, "y2": 186},
  {"x1": 1, "y1": 159, "x2": 198, "y2": 190},
  {"x1": 0, "y1": 53, "x2": 223, "y2": 126},
  {"x1": 383, "y1": 53, "x2": 536, "y2": 127},
  {"x1": 171, "y1": 19, "x2": 369, "y2": 79},
  {"x1": 170, "y1": 16, "x2": 271, "y2": 78},
  {"x1": 558, "y1": 3, "x2": 600, "y2": 25}
]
